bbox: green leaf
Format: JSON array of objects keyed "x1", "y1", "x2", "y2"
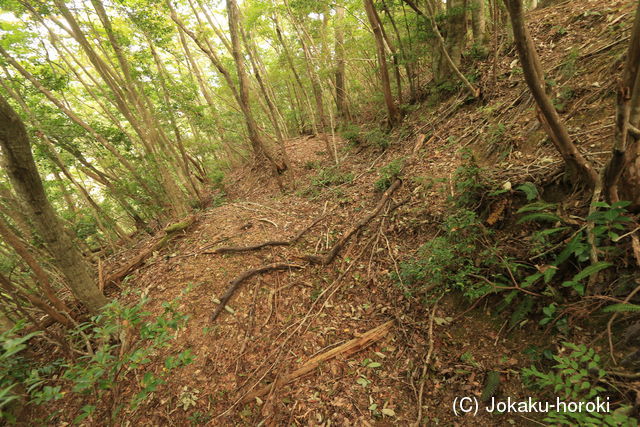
[
  {"x1": 572, "y1": 262, "x2": 612, "y2": 282},
  {"x1": 516, "y1": 182, "x2": 539, "y2": 201},
  {"x1": 517, "y1": 213, "x2": 561, "y2": 224},
  {"x1": 602, "y1": 303, "x2": 640, "y2": 313},
  {"x1": 517, "y1": 201, "x2": 557, "y2": 213}
]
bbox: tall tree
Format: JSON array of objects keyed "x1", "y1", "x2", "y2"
[
  {"x1": 225, "y1": 0, "x2": 289, "y2": 185},
  {"x1": 334, "y1": 2, "x2": 350, "y2": 121},
  {"x1": 364, "y1": 0, "x2": 401, "y2": 127},
  {"x1": 0, "y1": 94, "x2": 108, "y2": 313},
  {"x1": 504, "y1": 0, "x2": 598, "y2": 188}
]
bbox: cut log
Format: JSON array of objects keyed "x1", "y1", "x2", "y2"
[{"x1": 241, "y1": 320, "x2": 393, "y2": 403}]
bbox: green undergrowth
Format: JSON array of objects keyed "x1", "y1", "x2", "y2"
[
  {"x1": 0, "y1": 290, "x2": 195, "y2": 424},
  {"x1": 395, "y1": 152, "x2": 640, "y2": 417},
  {"x1": 299, "y1": 164, "x2": 354, "y2": 200},
  {"x1": 340, "y1": 124, "x2": 390, "y2": 151}
]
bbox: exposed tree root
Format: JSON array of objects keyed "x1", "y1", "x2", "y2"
[
  {"x1": 240, "y1": 320, "x2": 393, "y2": 403},
  {"x1": 204, "y1": 215, "x2": 326, "y2": 255},
  {"x1": 301, "y1": 179, "x2": 403, "y2": 265},
  {"x1": 210, "y1": 180, "x2": 404, "y2": 323},
  {"x1": 104, "y1": 215, "x2": 195, "y2": 287},
  {"x1": 211, "y1": 263, "x2": 304, "y2": 321}
]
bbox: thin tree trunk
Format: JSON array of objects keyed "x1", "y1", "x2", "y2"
[
  {"x1": 403, "y1": 0, "x2": 480, "y2": 97},
  {"x1": 225, "y1": 0, "x2": 288, "y2": 186},
  {"x1": 364, "y1": 0, "x2": 401, "y2": 127},
  {"x1": 0, "y1": 272, "x2": 71, "y2": 328},
  {"x1": 504, "y1": 0, "x2": 598, "y2": 188},
  {"x1": 472, "y1": 0, "x2": 487, "y2": 46},
  {"x1": 382, "y1": 0, "x2": 417, "y2": 101},
  {"x1": 604, "y1": 2, "x2": 640, "y2": 206},
  {"x1": 0, "y1": 216, "x2": 72, "y2": 317},
  {"x1": 334, "y1": 2, "x2": 350, "y2": 120}
]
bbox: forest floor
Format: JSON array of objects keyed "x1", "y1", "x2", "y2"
[{"x1": 34, "y1": 0, "x2": 639, "y2": 425}]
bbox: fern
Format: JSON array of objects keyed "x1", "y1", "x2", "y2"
[
  {"x1": 602, "y1": 303, "x2": 640, "y2": 313},
  {"x1": 572, "y1": 261, "x2": 612, "y2": 282},
  {"x1": 516, "y1": 182, "x2": 539, "y2": 201},
  {"x1": 509, "y1": 295, "x2": 533, "y2": 328},
  {"x1": 516, "y1": 201, "x2": 557, "y2": 214},
  {"x1": 481, "y1": 371, "x2": 501, "y2": 402},
  {"x1": 517, "y1": 212, "x2": 561, "y2": 224}
]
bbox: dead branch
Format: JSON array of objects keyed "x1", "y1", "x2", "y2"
[
  {"x1": 240, "y1": 320, "x2": 393, "y2": 403},
  {"x1": 211, "y1": 263, "x2": 304, "y2": 321},
  {"x1": 104, "y1": 215, "x2": 195, "y2": 286},
  {"x1": 204, "y1": 215, "x2": 325, "y2": 255}
]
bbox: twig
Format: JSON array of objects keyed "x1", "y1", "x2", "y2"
[{"x1": 415, "y1": 296, "x2": 442, "y2": 426}]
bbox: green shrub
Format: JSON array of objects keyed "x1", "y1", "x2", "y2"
[
  {"x1": 374, "y1": 158, "x2": 403, "y2": 192},
  {"x1": 363, "y1": 128, "x2": 390, "y2": 150},
  {"x1": 394, "y1": 209, "x2": 494, "y2": 300},
  {"x1": 453, "y1": 149, "x2": 490, "y2": 208},
  {"x1": 0, "y1": 296, "x2": 195, "y2": 423},
  {"x1": 311, "y1": 166, "x2": 354, "y2": 188},
  {"x1": 523, "y1": 343, "x2": 637, "y2": 426},
  {"x1": 0, "y1": 322, "x2": 41, "y2": 422},
  {"x1": 339, "y1": 123, "x2": 362, "y2": 146}
]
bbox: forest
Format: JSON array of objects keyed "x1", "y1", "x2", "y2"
[{"x1": 0, "y1": 0, "x2": 639, "y2": 424}]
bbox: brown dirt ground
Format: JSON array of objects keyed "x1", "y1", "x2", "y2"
[{"x1": 30, "y1": 0, "x2": 639, "y2": 425}]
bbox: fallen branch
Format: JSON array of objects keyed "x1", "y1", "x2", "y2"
[
  {"x1": 104, "y1": 215, "x2": 195, "y2": 287},
  {"x1": 240, "y1": 320, "x2": 393, "y2": 403},
  {"x1": 204, "y1": 215, "x2": 325, "y2": 255},
  {"x1": 211, "y1": 263, "x2": 304, "y2": 321}
]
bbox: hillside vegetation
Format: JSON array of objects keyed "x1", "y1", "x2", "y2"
[{"x1": 1, "y1": 0, "x2": 640, "y2": 425}]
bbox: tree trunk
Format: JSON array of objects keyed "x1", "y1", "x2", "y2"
[
  {"x1": 0, "y1": 216, "x2": 72, "y2": 318},
  {"x1": 472, "y1": 0, "x2": 487, "y2": 46},
  {"x1": 364, "y1": 0, "x2": 401, "y2": 127},
  {"x1": 382, "y1": 0, "x2": 417, "y2": 101},
  {"x1": 504, "y1": 0, "x2": 598, "y2": 188},
  {"x1": 403, "y1": 0, "x2": 479, "y2": 97},
  {"x1": 441, "y1": 0, "x2": 467, "y2": 81},
  {"x1": 0, "y1": 94, "x2": 108, "y2": 313},
  {"x1": 225, "y1": 0, "x2": 288, "y2": 184},
  {"x1": 605, "y1": 2, "x2": 640, "y2": 207},
  {"x1": 334, "y1": 2, "x2": 350, "y2": 121}
]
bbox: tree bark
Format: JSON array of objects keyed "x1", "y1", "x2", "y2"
[
  {"x1": 604, "y1": 1, "x2": 640, "y2": 206},
  {"x1": 504, "y1": 0, "x2": 598, "y2": 188},
  {"x1": 0, "y1": 94, "x2": 108, "y2": 312},
  {"x1": 225, "y1": 0, "x2": 288, "y2": 183},
  {"x1": 334, "y1": 2, "x2": 350, "y2": 121},
  {"x1": 364, "y1": 0, "x2": 401, "y2": 127},
  {"x1": 403, "y1": 0, "x2": 479, "y2": 97},
  {"x1": 472, "y1": 0, "x2": 487, "y2": 46}
]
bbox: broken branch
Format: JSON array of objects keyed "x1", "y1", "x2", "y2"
[{"x1": 241, "y1": 320, "x2": 393, "y2": 403}]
